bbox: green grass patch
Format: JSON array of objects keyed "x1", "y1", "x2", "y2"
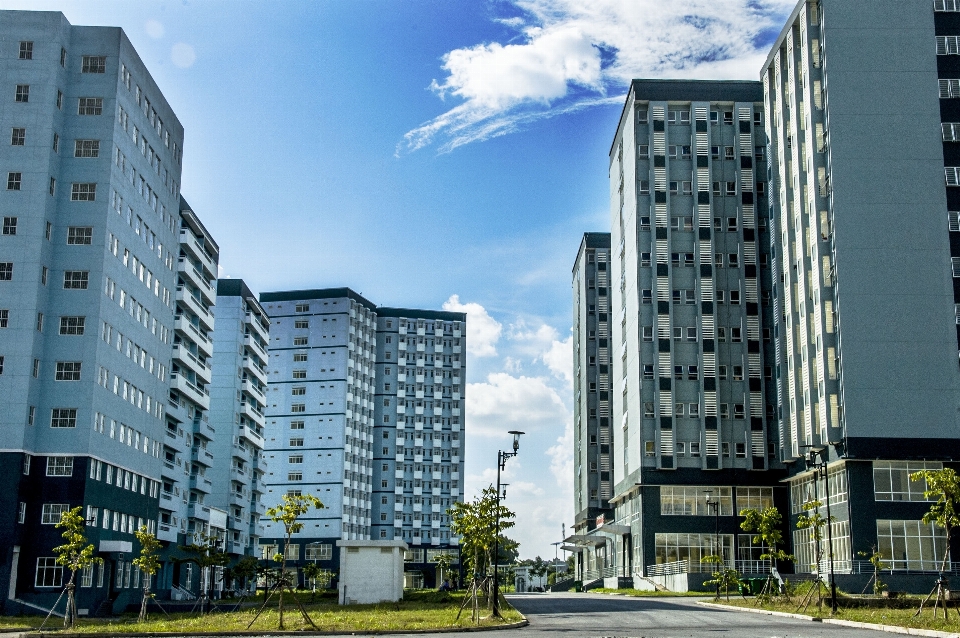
[
  {"x1": 591, "y1": 587, "x2": 706, "y2": 597},
  {"x1": 713, "y1": 593, "x2": 960, "y2": 633},
  {"x1": 4, "y1": 591, "x2": 522, "y2": 634}
]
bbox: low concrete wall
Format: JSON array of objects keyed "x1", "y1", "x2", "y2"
[{"x1": 634, "y1": 573, "x2": 714, "y2": 592}]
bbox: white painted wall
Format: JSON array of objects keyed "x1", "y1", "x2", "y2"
[{"x1": 337, "y1": 540, "x2": 407, "y2": 604}]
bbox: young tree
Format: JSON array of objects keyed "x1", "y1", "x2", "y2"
[
  {"x1": 226, "y1": 555, "x2": 260, "y2": 595},
  {"x1": 448, "y1": 486, "x2": 515, "y2": 579},
  {"x1": 529, "y1": 556, "x2": 548, "y2": 590},
  {"x1": 795, "y1": 500, "x2": 833, "y2": 612},
  {"x1": 251, "y1": 493, "x2": 323, "y2": 630},
  {"x1": 133, "y1": 525, "x2": 162, "y2": 622},
  {"x1": 910, "y1": 468, "x2": 960, "y2": 617},
  {"x1": 51, "y1": 507, "x2": 102, "y2": 628},
  {"x1": 178, "y1": 531, "x2": 229, "y2": 612},
  {"x1": 740, "y1": 505, "x2": 794, "y2": 602},
  {"x1": 434, "y1": 553, "x2": 453, "y2": 589}
]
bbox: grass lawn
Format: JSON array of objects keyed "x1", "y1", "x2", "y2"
[
  {"x1": 2, "y1": 591, "x2": 523, "y2": 634},
  {"x1": 713, "y1": 594, "x2": 960, "y2": 633},
  {"x1": 591, "y1": 587, "x2": 707, "y2": 597}
]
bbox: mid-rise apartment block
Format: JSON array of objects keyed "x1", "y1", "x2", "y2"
[
  {"x1": 572, "y1": 233, "x2": 614, "y2": 577},
  {"x1": 206, "y1": 278, "x2": 270, "y2": 557},
  {"x1": 257, "y1": 289, "x2": 465, "y2": 588},
  {"x1": 0, "y1": 11, "x2": 188, "y2": 613}
]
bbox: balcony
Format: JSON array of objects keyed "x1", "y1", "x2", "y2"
[
  {"x1": 174, "y1": 316, "x2": 213, "y2": 357},
  {"x1": 240, "y1": 401, "x2": 265, "y2": 427},
  {"x1": 171, "y1": 372, "x2": 210, "y2": 410},
  {"x1": 190, "y1": 474, "x2": 213, "y2": 494},
  {"x1": 230, "y1": 467, "x2": 247, "y2": 483},
  {"x1": 244, "y1": 334, "x2": 268, "y2": 358},
  {"x1": 177, "y1": 258, "x2": 215, "y2": 306},
  {"x1": 191, "y1": 446, "x2": 215, "y2": 467},
  {"x1": 179, "y1": 228, "x2": 216, "y2": 277},
  {"x1": 173, "y1": 344, "x2": 212, "y2": 385},
  {"x1": 242, "y1": 356, "x2": 268, "y2": 385},
  {"x1": 241, "y1": 378, "x2": 265, "y2": 401},
  {"x1": 187, "y1": 503, "x2": 211, "y2": 521},
  {"x1": 157, "y1": 524, "x2": 179, "y2": 543},
  {"x1": 176, "y1": 286, "x2": 214, "y2": 331},
  {"x1": 245, "y1": 312, "x2": 269, "y2": 341},
  {"x1": 240, "y1": 424, "x2": 265, "y2": 449}
]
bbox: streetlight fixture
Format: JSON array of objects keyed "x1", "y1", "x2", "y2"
[
  {"x1": 801, "y1": 444, "x2": 837, "y2": 614},
  {"x1": 493, "y1": 430, "x2": 523, "y2": 618},
  {"x1": 704, "y1": 490, "x2": 720, "y2": 599}
]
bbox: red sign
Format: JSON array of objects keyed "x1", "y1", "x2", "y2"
[{"x1": 595, "y1": 514, "x2": 605, "y2": 528}]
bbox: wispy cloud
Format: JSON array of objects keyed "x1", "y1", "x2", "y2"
[{"x1": 400, "y1": 0, "x2": 795, "y2": 153}]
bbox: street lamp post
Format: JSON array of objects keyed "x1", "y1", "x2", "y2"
[
  {"x1": 493, "y1": 431, "x2": 523, "y2": 618},
  {"x1": 803, "y1": 445, "x2": 837, "y2": 614},
  {"x1": 704, "y1": 491, "x2": 720, "y2": 599}
]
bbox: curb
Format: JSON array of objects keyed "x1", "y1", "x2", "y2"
[{"x1": 698, "y1": 601, "x2": 960, "y2": 637}]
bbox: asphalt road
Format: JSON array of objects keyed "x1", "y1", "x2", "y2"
[{"x1": 490, "y1": 592, "x2": 895, "y2": 638}]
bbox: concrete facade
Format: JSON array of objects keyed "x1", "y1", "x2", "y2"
[{"x1": 336, "y1": 539, "x2": 407, "y2": 604}]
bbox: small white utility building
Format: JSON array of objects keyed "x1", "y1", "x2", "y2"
[{"x1": 337, "y1": 539, "x2": 408, "y2": 605}]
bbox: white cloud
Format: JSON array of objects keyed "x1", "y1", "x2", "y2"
[
  {"x1": 145, "y1": 19, "x2": 165, "y2": 40},
  {"x1": 542, "y1": 334, "x2": 572, "y2": 385},
  {"x1": 546, "y1": 418, "x2": 574, "y2": 491},
  {"x1": 171, "y1": 43, "x2": 196, "y2": 68},
  {"x1": 466, "y1": 372, "x2": 568, "y2": 437},
  {"x1": 442, "y1": 294, "x2": 502, "y2": 357},
  {"x1": 401, "y1": 0, "x2": 796, "y2": 153}
]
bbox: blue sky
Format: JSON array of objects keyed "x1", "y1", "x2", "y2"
[{"x1": 4, "y1": 0, "x2": 797, "y2": 561}]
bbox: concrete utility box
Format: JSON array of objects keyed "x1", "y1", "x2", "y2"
[{"x1": 337, "y1": 539, "x2": 408, "y2": 605}]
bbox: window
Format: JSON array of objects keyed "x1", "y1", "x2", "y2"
[
  {"x1": 0, "y1": 262, "x2": 13, "y2": 280},
  {"x1": 687, "y1": 364, "x2": 698, "y2": 379},
  {"x1": 639, "y1": 216, "x2": 650, "y2": 230},
  {"x1": 873, "y1": 461, "x2": 941, "y2": 501},
  {"x1": 41, "y1": 504, "x2": 70, "y2": 525},
  {"x1": 56, "y1": 90, "x2": 62, "y2": 110},
  {"x1": 640, "y1": 252, "x2": 651, "y2": 266},
  {"x1": 67, "y1": 227, "x2": 93, "y2": 245},
  {"x1": 735, "y1": 443, "x2": 746, "y2": 458},
  {"x1": 0, "y1": 309, "x2": 7, "y2": 328},
  {"x1": 288, "y1": 454, "x2": 303, "y2": 464},
  {"x1": 82, "y1": 56, "x2": 106, "y2": 73},
  {"x1": 689, "y1": 403, "x2": 699, "y2": 417},
  {"x1": 288, "y1": 472, "x2": 303, "y2": 481},
  {"x1": 46, "y1": 456, "x2": 74, "y2": 476},
  {"x1": 728, "y1": 253, "x2": 739, "y2": 267},
  {"x1": 876, "y1": 519, "x2": 946, "y2": 571},
  {"x1": 642, "y1": 326, "x2": 653, "y2": 341},
  {"x1": 11, "y1": 128, "x2": 24, "y2": 146},
  {"x1": 643, "y1": 402, "x2": 655, "y2": 418},
  {"x1": 0, "y1": 355, "x2": 3, "y2": 375},
  {"x1": 63, "y1": 271, "x2": 89, "y2": 289},
  {"x1": 294, "y1": 320, "x2": 309, "y2": 329},
  {"x1": 295, "y1": 304, "x2": 310, "y2": 312},
  {"x1": 638, "y1": 145, "x2": 649, "y2": 157},
  {"x1": 78, "y1": 98, "x2": 103, "y2": 115},
  {"x1": 641, "y1": 289, "x2": 652, "y2": 304},
  {"x1": 293, "y1": 353, "x2": 308, "y2": 362},
  {"x1": 725, "y1": 181, "x2": 736, "y2": 196},
  {"x1": 7, "y1": 172, "x2": 21, "y2": 190},
  {"x1": 736, "y1": 487, "x2": 774, "y2": 511},
  {"x1": 19, "y1": 41, "x2": 33, "y2": 60},
  {"x1": 18, "y1": 502, "x2": 25, "y2": 524},
  {"x1": 71, "y1": 183, "x2": 96, "y2": 201},
  {"x1": 290, "y1": 420, "x2": 304, "y2": 430},
  {"x1": 55, "y1": 361, "x2": 82, "y2": 381},
  {"x1": 291, "y1": 386, "x2": 306, "y2": 396},
  {"x1": 660, "y1": 486, "x2": 733, "y2": 516},
  {"x1": 305, "y1": 543, "x2": 333, "y2": 560},
  {"x1": 642, "y1": 364, "x2": 654, "y2": 379},
  {"x1": 51, "y1": 408, "x2": 78, "y2": 428},
  {"x1": 74, "y1": 139, "x2": 100, "y2": 158},
  {"x1": 2, "y1": 217, "x2": 16, "y2": 235},
  {"x1": 60, "y1": 316, "x2": 85, "y2": 335},
  {"x1": 293, "y1": 336, "x2": 308, "y2": 346},
  {"x1": 15, "y1": 85, "x2": 29, "y2": 103},
  {"x1": 35, "y1": 558, "x2": 63, "y2": 587},
  {"x1": 936, "y1": 0, "x2": 960, "y2": 10},
  {"x1": 290, "y1": 403, "x2": 305, "y2": 413},
  {"x1": 292, "y1": 369, "x2": 306, "y2": 379},
  {"x1": 731, "y1": 327, "x2": 742, "y2": 342}
]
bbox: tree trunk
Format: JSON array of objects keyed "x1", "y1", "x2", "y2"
[
  {"x1": 139, "y1": 584, "x2": 150, "y2": 622},
  {"x1": 279, "y1": 533, "x2": 288, "y2": 630},
  {"x1": 64, "y1": 574, "x2": 77, "y2": 628}
]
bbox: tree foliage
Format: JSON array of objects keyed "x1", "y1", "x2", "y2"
[
  {"x1": 911, "y1": 468, "x2": 960, "y2": 572},
  {"x1": 448, "y1": 486, "x2": 516, "y2": 578},
  {"x1": 796, "y1": 500, "x2": 833, "y2": 572},
  {"x1": 52, "y1": 507, "x2": 102, "y2": 627},
  {"x1": 263, "y1": 493, "x2": 324, "y2": 629},
  {"x1": 133, "y1": 525, "x2": 162, "y2": 622},
  {"x1": 740, "y1": 506, "x2": 794, "y2": 563}
]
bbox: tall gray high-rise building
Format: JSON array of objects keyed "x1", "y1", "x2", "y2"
[{"x1": 571, "y1": 233, "x2": 614, "y2": 579}]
